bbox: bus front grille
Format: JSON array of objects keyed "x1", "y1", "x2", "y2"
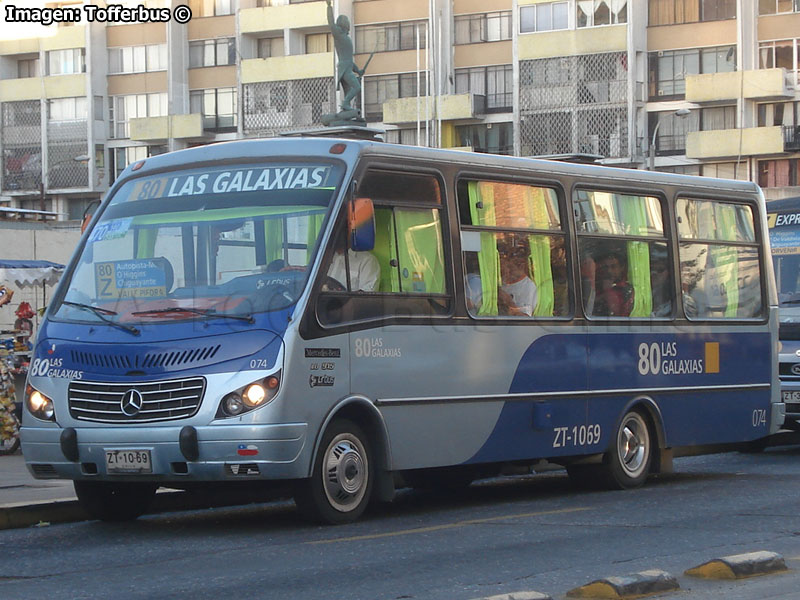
[{"x1": 68, "y1": 377, "x2": 206, "y2": 423}]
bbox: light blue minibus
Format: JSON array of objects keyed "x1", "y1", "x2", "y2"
[{"x1": 21, "y1": 135, "x2": 780, "y2": 523}]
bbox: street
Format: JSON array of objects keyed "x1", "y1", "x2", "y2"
[{"x1": 3, "y1": 446, "x2": 800, "y2": 599}]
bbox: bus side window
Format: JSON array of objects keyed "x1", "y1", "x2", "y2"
[
  {"x1": 316, "y1": 169, "x2": 451, "y2": 326},
  {"x1": 458, "y1": 179, "x2": 566, "y2": 319},
  {"x1": 575, "y1": 190, "x2": 668, "y2": 319},
  {"x1": 677, "y1": 198, "x2": 762, "y2": 319}
]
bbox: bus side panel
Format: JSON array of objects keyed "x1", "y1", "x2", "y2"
[
  {"x1": 358, "y1": 327, "x2": 588, "y2": 471},
  {"x1": 464, "y1": 330, "x2": 772, "y2": 465}
]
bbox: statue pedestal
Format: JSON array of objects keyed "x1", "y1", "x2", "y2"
[
  {"x1": 281, "y1": 125, "x2": 385, "y2": 141},
  {"x1": 321, "y1": 109, "x2": 364, "y2": 127}
]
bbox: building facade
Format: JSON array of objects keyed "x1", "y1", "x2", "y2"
[{"x1": 2, "y1": 0, "x2": 799, "y2": 221}]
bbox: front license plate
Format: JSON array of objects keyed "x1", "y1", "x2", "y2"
[
  {"x1": 105, "y1": 449, "x2": 152, "y2": 474},
  {"x1": 782, "y1": 390, "x2": 800, "y2": 402}
]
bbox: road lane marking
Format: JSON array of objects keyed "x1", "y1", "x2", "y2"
[{"x1": 307, "y1": 507, "x2": 591, "y2": 545}]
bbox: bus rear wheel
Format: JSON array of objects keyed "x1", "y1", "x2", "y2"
[
  {"x1": 567, "y1": 410, "x2": 653, "y2": 490},
  {"x1": 605, "y1": 409, "x2": 652, "y2": 489},
  {"x1": 294, "y1": 419, "x2": 373, "y2": 524},
  {"x1": 74, "y1": 481, "x2": 157, "y2": 522}
]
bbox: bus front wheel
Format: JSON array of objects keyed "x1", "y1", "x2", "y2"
[
  {"x1": 294, "y1": 419, "x2": 374, "y2": 524},
  {"x1": 74, "y1": 481, "x2": 157, "y2": 522}
]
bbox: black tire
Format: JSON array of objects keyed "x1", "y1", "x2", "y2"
[
  {"x1": 74, "y1": 481, "x2": 157, "y2": 522},
  {"x1": 604, "y1": 409, "x2": 653, "y2": 489},
  {"x1": 294, "y1": 419, "x2": 374, "y2": 524},
  {"x1": 568, "y1": 410, "x2": 653, "y2": 490}
]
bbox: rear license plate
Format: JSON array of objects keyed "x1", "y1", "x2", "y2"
[
  {"x1": 105, "y1": 449, "x2": 152, "y2": 474},
  {"x1": 782, "y1": 390, "x2": 800, "y2": 402}
]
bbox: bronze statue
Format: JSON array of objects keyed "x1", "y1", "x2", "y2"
[{"x1": 323, "y1": 0, "x2": 373, "y2": 126}]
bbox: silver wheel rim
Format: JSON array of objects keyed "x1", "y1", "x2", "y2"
[
  {"x1": 322, "y1": 432, "x2": 368, "y2": 513},
  {"x1": 617, "y1": 412, "x2": 650, "y2": 479}
]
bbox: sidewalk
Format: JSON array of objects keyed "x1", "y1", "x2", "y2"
[{"x1": 0, "y1": 452, "x2": 83, "y2": 529}]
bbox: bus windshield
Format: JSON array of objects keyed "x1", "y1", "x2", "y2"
[
  {"x1": 53, "y1": 162, "x2": 342, "y2": 325},
  {"x1": 769, "y1": 207, "x2": 800, "y2": 320}
]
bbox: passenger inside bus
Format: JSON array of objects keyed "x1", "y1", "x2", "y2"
[
  {"x1": 650, "y1": 248, "x2": 671, "y2": 317},
  {"x1": 497, "y1": 235, "x2": 537, "y2": 317},
  {"x1": 594, "y1": 247, "x2": 634, "y2": 317}
]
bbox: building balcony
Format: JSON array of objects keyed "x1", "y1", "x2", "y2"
[
  {"x1": 0, "y1": 74, "x2": 86, "y2": 102},
  {"x1": 382, "y1": 93, "x2": 483, "y2": 125},
  {"x1": 241, "y1": 54, "x2": 332, "y2": 84},
  {"x1": 686, "y1": 126, "x2": 784, "y2": 159},
  {"x1": 239, "y1": 1, "x2": 326, "y2": 35},
  {"x1": 129, "y1": 114, "x2": 205, "y2": 142},
  {"x1": 685, "y1": 68, "x2": 794, "y2": 104}
]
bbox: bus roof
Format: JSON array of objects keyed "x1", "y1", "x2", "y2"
[
  {"x1": 118, "y1": 136, "x2": 761, "y2": 198},
  {"x1": 766, "y1": 196, "x2": 800, "y2": 212}
]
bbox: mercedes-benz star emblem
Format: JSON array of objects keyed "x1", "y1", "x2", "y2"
[{"x1": 121, "y1": 389, "x2": 144, "y2": 417}]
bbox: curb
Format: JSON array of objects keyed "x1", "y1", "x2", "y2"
[
  {"x1": 566, "y1": 569, "x2": 679, "y2": 599},
  {"x1": 685, "y1": 551, "x2": 788, "y2": 580},
  {"x1": 473, "y1": 593, "x2": 552, "y2": 600},
  {"x1": 0, "y1": 485, "x2": 293, "y2": 530}
]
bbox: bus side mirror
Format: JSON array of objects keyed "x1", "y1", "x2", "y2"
[{"x1": 348, "y1": 197, "x2": 375, "y2": 252}]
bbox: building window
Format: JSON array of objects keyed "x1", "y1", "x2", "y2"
[
  {"x1": 190, "y1": 87, "x2": 237, "y2": 131},
  {"x1": 363, "y1": 72, "x2": 428, "y2": 121},
  {"x1": 648, "y1": 45, "x2": 736, "y2": 99},
  {"x1": 649, "y1": 0, "x2": 735, "y2": 26},
  {"x1": 188, "y1": 0, "x2": 233, "y2": 17},
  {"x1": 384, "y1": 129, "x2": 417, "y2": 145},
  {"x1": 577, "y1": 0, "x2": 627, "y2": 27},
  {"x1": 258, "y1": 37, "x2": 284, "y2": 58},
  {"x1": 48, "y1": 97, "x2": 88, "y2": 121},
  {"x1": 701, "y1": 106, "x2": 735, "y2": 131},
  {"x1": 109, "y1": 44, "x2": 168, "y2": 74},
  {"x1": 46, "y1": 48, "x2": 85, "y2": 75},
  {"x1": 305, "y1": 32, "x2": 333, "y2": 54},
  {"x1": 455, "y1": 123, "x2": 513, "y2": 155},
  {"x1": 520, "y1": 2, "x2": 569, "y2": 33},
  {"x1": 455, "y1": 65, "x2": 513, "y2": 112},
  {"x1": 649, "y1": 109, "x2": 699, "y2": 153},
  {"x1": 17, "y1": 57, "x2": 40, "y2": 78},
  {"x1": 759, "y1": 39, "x2": 799, "y2": 76},
  {"x1": 454, "y1": 11, "x2": 512, "y2": 44},
  {"x1": 189, "y1": 38, "x2": 236, "y2": 68},
  {"x1": 758, "y1": 101, "x2": 800, "y2": 127},
  {"x1": 759, "y1": 158, "x2": 800, "y2": 187},
  {"x1": 355, "y1": 21, "x2": 428, "y2": 53},
  {"x1": 111, "y1": 145, "x2": 167, "y2": 182},
  {"x1": 110, "y1": 93, "x2": 168, "y2": 138},
  {"x1": 759, "y1": 0, "x2": 800, "y2": 14}
]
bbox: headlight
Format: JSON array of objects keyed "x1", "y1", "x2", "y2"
[
  {"x1": 26, "y1": 385, "x2": 55, "y2": 421},
  {"x1": 216, "y1": 372, "x2": 281, "y2": 419}
]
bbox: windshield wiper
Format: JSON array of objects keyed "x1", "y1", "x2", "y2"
[
  {"x1": 61, "y1": 301, "x2": 140, "y2": 336},
  {"x1": 132, "y1": 306, "x2": 255, "y2": 324}
]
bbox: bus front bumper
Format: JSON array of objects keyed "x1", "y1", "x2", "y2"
[{"x1": 20, "y1": 422, "x2": 308, "y2": 482}]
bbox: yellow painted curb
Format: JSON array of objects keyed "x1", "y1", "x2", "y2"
[
  {"x1": 685, "y1": 551, "x2": 787, "y2": 580},
  {"x1": 566, "y1": 569, "x2": 679, "y2": 599}
]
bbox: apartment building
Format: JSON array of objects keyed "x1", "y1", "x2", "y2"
[{"x1": 1, "y1": 0, "x2": 799, "y2": 222}]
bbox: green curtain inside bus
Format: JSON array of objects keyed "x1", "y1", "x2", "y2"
[
  {"x1": 394, "y1": 208, "x2": 446, "y2": 294},
  {"x1": 523, "y1": 187, "x2": 554, "y2": 317},
  {"x1": 715, "y1": 204, "x2": 740, "y2": 317},
  {"x1": 619, "y1": 195, "x2": 652, "y2": 317},
  {"x1": 135, "y1": 228, "x2": 158, "y2": 259},
  {"x1": 373, "y1": 208, "x2": 399, "y2": 293},
  {"x1": 306, "y1": 213, "x2": 326, "y2": 264},
  {"x1": 265, "y1": 219, "x2": 284, "y2": 265},
  {"x1": 468, "y1": 182, "x2": 499, "y2": 316}
]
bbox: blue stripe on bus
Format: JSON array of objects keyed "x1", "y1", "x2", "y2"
[{"x1": 465, "y1": 331, "x2": 772, "y2": 464}]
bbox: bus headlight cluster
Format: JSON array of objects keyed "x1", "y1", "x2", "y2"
[
  {"x1": 26, "y1": 385, "x2": 55, "y2": 421},
  {"x1": 217, "y1": 373, "x2": 281, "y2": 419}
]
